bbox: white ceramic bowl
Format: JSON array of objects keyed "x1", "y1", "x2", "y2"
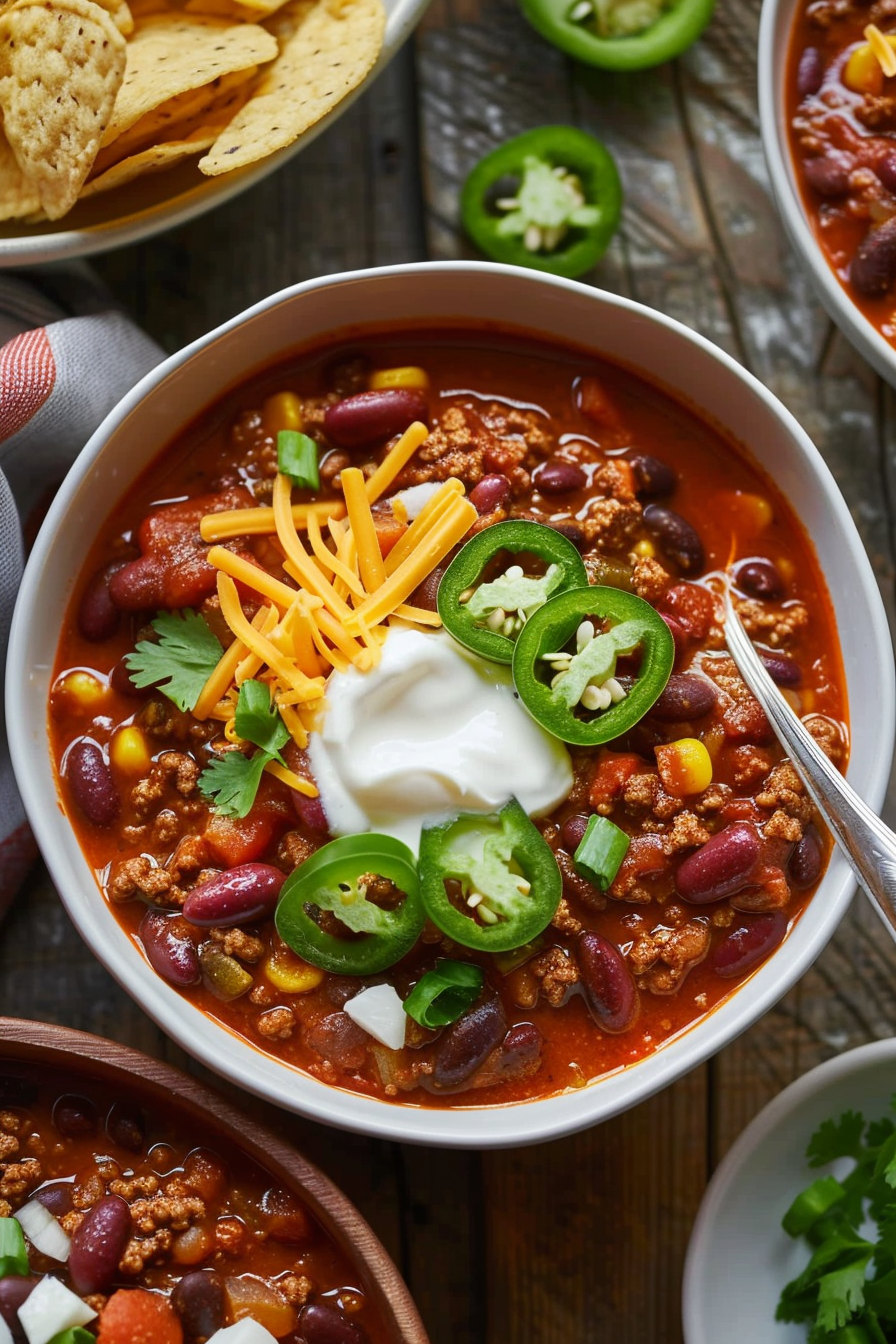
[
  {"x1": 682, "y1": 1039, "x2": 896, "y2": 1343},
  {"x1": 0, "y1": 0, "x2": 427, "y2": 268},
  {"x1": 8, "y1": 261, "x2": 894, "y2": 1147},
  {"x1": 758, "y1": 0, "x2": 896, "y2": 387}
]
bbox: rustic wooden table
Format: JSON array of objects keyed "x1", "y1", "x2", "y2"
[{"x1": 4, "y1": 0, "x2": 896, "y2": 1338}]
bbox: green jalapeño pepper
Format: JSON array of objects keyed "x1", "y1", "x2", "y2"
[
  {"x1": 419, "y1": 797, "x2": 561, "y2": 953},
  {"x1": 512, "y1": 585, "x2": 674, "y2": 745},
  {"x1": 520, "y1": 0, "x2": 714, "y2": 70},
  {"x1": 437, "y1": 519, "x2": 588, "y2": 663},
  {"x1": 275, "y1": 834, "x2": 424, "y2": 975},
  {"x1": 460, "y1": 127, "x2": 622, "y2": 280}
]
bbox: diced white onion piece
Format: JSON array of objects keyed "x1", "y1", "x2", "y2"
[
  {"x1": 343, "y1": 984, "x2": 407, "y2": 1050},
  {"x1": 17, "y1": 1276, "x2": 96, "y2": 1344},
  {"x1": 390, "y1": 481, "x2": 443, "y2": 521},
  {"x1": 205, "y1": 1321, "x2": 280, "y2": 1344},
  {"x1": 14, "y1": 1200, "x2": 71, "y2": 1262},
  {"x1": 0, "y1": 1313, "x2": 13, "y2": 1344}
]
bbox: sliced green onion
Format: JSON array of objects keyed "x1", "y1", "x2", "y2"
[
  {"x1": 573, "y1": 815, "x2": 630, "y2": 890},
  {"x1": 0, "y1": 1217, "x2": 29, "y2": 1277},
  {"x1": 49, "y1": 1331, "x2": 97, "y2": 1344},
  {"x1": 403, "y1": 960, "x2": 484, "y2": 1029},
  {"x1": 277, "y1": 429, "x2": 320, "y2": 490},
  {"x1": 781, "y1": 1175, "x2": 846, "y2": 1238}
]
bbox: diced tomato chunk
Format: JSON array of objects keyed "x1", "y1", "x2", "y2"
[
  {"x1": 588, "y1": 751, "x2": 642, "y2": 811},
  {"x1": 660, "y1": 583, "x2": 717, "y2": 642},
  {"x1": 97, "y1": 1289, "x2": 183, "y2": 1344},
  {"x1": 374, "y1": 512, "x2": 407, "y2": 557},
  {"x1": 204, "y1": 812, "x2": 278, "y2": 867}
]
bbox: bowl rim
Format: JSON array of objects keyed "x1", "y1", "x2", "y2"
[
  {"x1": 680, "y1": 1036, "x2": 896, "y2": 1343},
  {"x1": 8, "y1": 259, "x2": 894, "y2": 1148},
  {"x1": 757, "y1": 0, "x2": 896, "y2": 386},
  {"x1": 0, "y1": 0, "x2": 427, "y2": 268},
  {"x1": 0, "y1": 1014, "x2": 430, "y2": 1343}
]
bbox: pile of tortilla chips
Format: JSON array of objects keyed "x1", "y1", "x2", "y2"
[{"x1": 0, "y1": 0, "x2": 385, "y2": 222}]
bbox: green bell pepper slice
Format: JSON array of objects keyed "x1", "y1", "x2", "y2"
[
  {"x1": 520, "y1": 0, "x2": 714, "y2": 70},
  {"x1": 437, "y1": 519, "x2": 588, "y2": 664},
  {"x1": 460, "y1": 127, "x2": 622, "y2": 279},
  {"x1": 275, "y1": 834, "x2": 424, "y2": 975},
  {"x1": 419, "y1": 798, "x2": 561, "y2": 953},
  {"x1": 512, "y1": 585, "x2": 674, "y2": 745}
]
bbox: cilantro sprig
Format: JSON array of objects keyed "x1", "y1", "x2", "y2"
[
  {"x1": 125, "y1": 610, "x2": 222, "y2": 713},
  {"x1": 198, "y1": 679, "x2": 290, "y2": 819},
  {"x1": 777, "y1": 1099, "x2": 896, "y2": 1341}
]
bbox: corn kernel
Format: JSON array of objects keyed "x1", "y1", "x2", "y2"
[
  {"x1": 369, "y1": 366, "x2": 430, "y2": 391},
  {"x1": 262, "y1": 391, "x2": 303, "y2": 436},
  {"x1": 264, "y1": 946, "x2": 325, "y2": 994},
  {"x1": 110, "y1": 725, "x2": 152, "y2": 776},
  {"x1": 777, "y1": 555, "x2": 796, "y2": 583},
  {"x1": 633, "y1": 539, "x2": 656, "y2": 559},
  {"x1": 54, "y1": 670, "x2": 106, "y2": 713},
  {"x1": 655, "y1": 737, "x2": 713, "y2": 797},
  {"x1": 843, "y1": 41, "x2": 885, "y2": 94}
]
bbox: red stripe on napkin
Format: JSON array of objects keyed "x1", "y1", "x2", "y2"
[{"x1": 0, "y1": 328, "x2": 55, "y2": 443}]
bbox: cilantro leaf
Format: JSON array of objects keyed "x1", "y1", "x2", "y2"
[
  {"x1": 125, "y1": 610, "x2": 222, "y2": 713},
  {"x1": 807, "y1": 1111, "x2": 867, "y2": 1167},
  {"x1": 198, "y1": 750, "x2": 269, "y2": 819},
  {"x1": 816, "y1": 1251, "x2": 873, "y2": 1332},
  {"x1": 234, "y1": 680, "x2": 290, "y2": 763}
]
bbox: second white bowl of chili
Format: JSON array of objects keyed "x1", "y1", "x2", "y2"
[{"x1": 7, "y1": 261, "x2": 893, "y2": 1147}]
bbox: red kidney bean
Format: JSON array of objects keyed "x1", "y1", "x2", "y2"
[
  {"x1": 534, "y1": 457, "x2": 586, "y2": 494},
  {"x1": 761, "y1": 653, "x2": 801, "y2": 687},
  {"x1": 171, "y1": 1270, "x2": 227, "y2": 1339},
  {"x1": 542, "y1": 518, "x2": 586, "y2": 550},
  {"x1": 69, "y1": 1194, "x2": 131, "y2": 1294},
  {"x1": 659, "y1": 612, "x2": 688, "y2": 657},
  {"x1": 77, "y1": 562, "x2": 127, "y2": 642},
  {"x1": 299, "y1": 1302, "x2": 366, "y2": 1344},
  {"x1": 323, "y1": 389, "x2": 427, "y2": 449},
  {"x1": 802, "y1": 153, "x2": 854, "y2": 198},
  {"x1": 410, "y1": 564, "x2": 446, "y2": 613},
  {"x1": 292, "y1": 790, "x2": 330, "y2": 834},
  {"x1": 710, "y1": 910, "x2": 787, "y2": 978},
  {"x1": 494, "y1": 1023, "x2": 542, "y2": 1079},
  {"x1": 0, "y1": 1277, "x2": 37, "y2": 1340},
  {"x1": 737, "y1": 558, "x2": 784, "y2": 600},
  {"x1": 851, "y1": 217, "x2": 896, "y2": 298},
  {"x1": 469, "y1": 474, "x2": 511, "y2": 514},
  {"x1": 430, "y1": 997, "x2": 507, "y2": 1091},
  {"x1": 106, "y1": 1102, "x2": 146, "y2": 1153},
  {"x1": 561, "y1": 814, "x2": 590, "y2": 852},
  {"x1": 34, "y1": 1182, "x2": 74, "y2": 1216},
  {"x1": 305, "y1": 1013, "x2": 369, "y2": 1070},
  {"x1": 52, "y1": 1094, "x2": 99, "y2": 1138},
  {"x1": 789, "y1": 825, "x2": 823, "y2": 890},
  {"x1": 650, "y1": 674, "x2": 717, "y2": 722},
  {"x1": 139, "y1": 910, "x2": 200, "y2": 987},
  {"x1": 577, "y1": 932, "x2": 639, "y2": 1033},
  {"x1": 109, "y1": 655, "x2": 150, "y2": 698},
  {"x1": 675, "y1": 823, "x2": 761, "y2": 904},
  {"x1": 66, "y1": 740, "x2": 119, "y2": 827},
  {"x1": 183, "y1": 863, "x2": 286, "y2": 928},
  {"x1": 629, "y1": 453, "x2": 676, "y2": 498},
  {"x1": 797, "y1": 46, "x2": 825, "y2": 96},
  {"x1": 878, "y1": 151, "x2": 896, "y2": 195},
  {"x1": 642, "y1": 505, "x2": 704, "y2": 574}
]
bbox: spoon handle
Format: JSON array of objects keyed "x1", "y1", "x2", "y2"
[{"x1": 724, "y1": 598, "x2": 896, "y2": 937}]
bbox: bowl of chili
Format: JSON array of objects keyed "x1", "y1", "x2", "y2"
[
  {"x1": 759, "y1": 0, "x2": 896, "y2": 385},
  {"x1": 7, "y1": 260, "x2": 894, "y2": 1147},
  {"x1": 0, "y1": 1016, "x2": 428, "y2": 1343}
]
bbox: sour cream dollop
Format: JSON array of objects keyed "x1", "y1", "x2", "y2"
[{"x1": 308, "y1": 627, "x2": 573, "y2": 850}]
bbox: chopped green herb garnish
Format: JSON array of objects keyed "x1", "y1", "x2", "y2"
[
  {"x1": 234, "y1": 679, "x2": 290, "y2": 762},
  {"x1": 573, "y1": 814, "x2": 630, "y2": 890},
  {"x1": 125, "y1": 609, "x2": 222, "y2": 713},
  {"x1": 278, "y1": 429, "x2": 320, "y2": 490},
  {"x1": 0, "y1": 1217, "x2": 28, "y2": 1277},
  {"x1": 777, "y1": 1098, "x2": 896, "y2": 1339},
  {"x1": 49, "y1": 1331, "x2": 96, "y2": 1344},
  {"x1": 403, "y1": 960, "x2": 484, "y2": 1029},
  {"x1": 198, "y1": 749, "x2": 269, "y2": 819}
]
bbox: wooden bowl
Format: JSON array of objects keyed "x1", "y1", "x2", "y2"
[{"x1": 0, "y1": 1016, "x2": 430, "y2": 1344}]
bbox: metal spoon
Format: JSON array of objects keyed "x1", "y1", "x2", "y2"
[{"x1": 723, "y1": 594, "x2": 896, "y2": 938}]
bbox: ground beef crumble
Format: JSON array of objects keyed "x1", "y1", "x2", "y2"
[{"x1": 530, "y1": 947, "x2": 580, "y2": 1006}]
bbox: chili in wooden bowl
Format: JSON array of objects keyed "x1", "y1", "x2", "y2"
[
  {"x1": 7, "y1": 263, "x2": 893, "y2": 1147},
  {"x1": 0, "y1": 1017, "x2": 428, "y2": 1344}
]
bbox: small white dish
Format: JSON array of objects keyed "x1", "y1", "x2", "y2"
[
  {"x1": 0, "y1": 0, "x2": 428, "y2": 268},
  {"x1": 683, "y1": 1039, "x2": 896, "y2": 1343}
]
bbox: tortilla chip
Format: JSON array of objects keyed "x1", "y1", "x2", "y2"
[
  {"x1": 95, "y1": 0, "x2": 135, "y2": 34},
  {"x1": 100, "y1": 13, "x2": 278, "y2": 146},
  {"x1": 81, "y1": 125, "x2": 219, "y2": 196},
  {"x1": 127, "y1": 0, "x2": 169, "y2": 14},
  {"x1": 185, "y1": 0, "x2": 291, "y2": 21},
  {"x1": 0, "y1": 126, "x2": 40, "y2": 221},
  {"x1": 198, "y1": 0, "x2": 384, "y2": 176},
  {"x1": 0, "y1": 0, "x2": 127, "y2": 219}
]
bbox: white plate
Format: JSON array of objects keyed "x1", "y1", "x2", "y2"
[
  {"x1": 683, "y1": 1039, "x2": 896, "y2": 1342},
  {"x1": 0, "y1": 0, "x2": 428, "y2": 268}
]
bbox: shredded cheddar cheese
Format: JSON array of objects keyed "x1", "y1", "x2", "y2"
[{"x1": 865, "y1": 23, "x2": 896, "y2": 75}]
